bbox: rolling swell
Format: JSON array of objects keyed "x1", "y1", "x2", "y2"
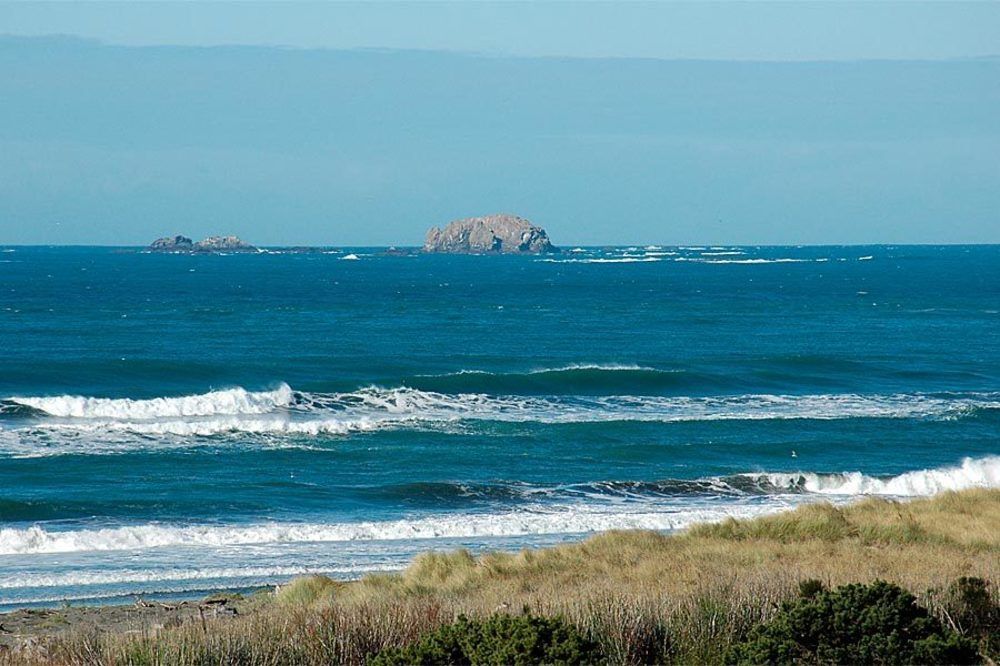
[
  {"x1": 337, "y1": 456, "x2": 1000, "y2": 509},
  {"x1": 1, "y1": 456, "x2": 996, "y2": 556},
  {"x1": 401, "y1": 359, "x2": 994, "y2": 396},
  {"x1": 359, "y1": 478, "x2": 759, "y2": 508},
  {"x1": 0, "y1": 400, "x2": 48, "y2": 420},
  {"x1": 404, "y1": 365, "x2": 726, "y2": 395}
]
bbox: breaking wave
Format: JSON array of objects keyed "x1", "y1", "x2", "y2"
[
  {"x1": 3, "y1": 385, "x2": 998, "y2": 456},
  {"x1": 0, "y1": 505, "x2": 787, "y2": 555},
  {"x1": 1, "y1": 456, "x2": 995, "y2": 555},
  {"x1": 352, "y1": 457, "x2": 1000, "y2": 507},
  {"x1": 9, "y1": 385, "x2": 294, "y2": 419},
  {"x1": 0, "y1": 565, "x2": 371, "y2": 591},
  {"x1": 746, "y1": 455, "x2": 1000, "y2": 497}
]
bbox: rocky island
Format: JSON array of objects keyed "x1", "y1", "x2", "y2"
[
  {"x1": 147, "y1": 235, "x2": 258, "y2": 253},
  {"x1": 423, "y1": 214, "x2": 558, "y2": 254}
]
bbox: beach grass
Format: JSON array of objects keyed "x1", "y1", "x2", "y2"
[{"x1": 7, "y1": 489, "x2": 998, "y2": 665}]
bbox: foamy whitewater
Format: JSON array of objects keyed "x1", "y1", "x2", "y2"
[
  {"x1": 2, "y1": 386, "x2": 998, "y2": 456},
  {"x1": 1, "y1": 245, "x2": 998, "y2": 608},
  {"x1": 1, "y1": 457, "x2": 996, "y2": 558}
]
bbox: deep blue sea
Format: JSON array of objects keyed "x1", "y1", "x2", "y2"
[{"x1": 1, "y1": 245, "x2": 998, "y2": 609}]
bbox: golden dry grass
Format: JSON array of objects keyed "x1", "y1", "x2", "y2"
[
  {"x1": 7, "y1": 489, "x2": 998, "y2": 665},
  {"x1": 340, "y1": 489, "x2": 1000, "y2": 606}
]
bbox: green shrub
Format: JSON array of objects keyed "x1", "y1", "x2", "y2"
[
  {"x1": 726, "y1": 580, "x2": 980, "y2": 665},
  {"x1": 797, "y1": 578, "x2": 825, "y2": 600},
  {"x1": 370, "y1": 613, "x2": 603, "y2": 665},
  {"x1": 943, "y1": 577, "x2": 999, "y2": 659}
]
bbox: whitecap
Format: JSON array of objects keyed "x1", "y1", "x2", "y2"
[
  {"x1": 10, "y1": 385, "x2": 293, "y2": 419},
  {"x1": 0, "y1": 504, "x2": 789, "y2": 555},
  {"x1": 674, "y1": 257, "x2": 811, "y2": 264},
  {"x1": 539, "y1": 257, "x2": 661, "y2": 264},
  {"x1": 747, "y1": 456, "x2": 1000, "y2": 497},
  {"x1": 3, "y1": 387, "x2": 998, "y2": 458},
  {"x1": 4, "y1": 455, "x2": 997, "y2": 555}
]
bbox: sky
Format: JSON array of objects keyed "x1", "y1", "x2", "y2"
[
  {"x1": 3, "y1": 1, "x2": 1000, "y2": 61},
  {"x1": 0, "y1": 2, "x2": 998, "y2": 245}
]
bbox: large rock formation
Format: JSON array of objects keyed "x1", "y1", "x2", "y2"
[
  {"x1": 423, "y1": 214, "x2": 558, "y2": 254},
  {"x1": 147, "y1": 235, "x2": 257, "y2": 253}
]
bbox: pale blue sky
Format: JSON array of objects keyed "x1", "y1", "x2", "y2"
[
  {"x1": 0, "y1": 3, "x2": 998, "y2": 245},
  {"x1": 2, "y1": 1, "x2": 999, "y2": 61}
]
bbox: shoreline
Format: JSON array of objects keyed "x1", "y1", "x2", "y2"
[
  {"x1": 0, "y1": 492, "x2": 873, "y2": 613},
  {"x1": 2, "y1": 488, "x2": 996, "y2": 660}
]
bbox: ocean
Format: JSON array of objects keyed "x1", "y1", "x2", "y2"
[{"x1": 0, "y1": 244, "x2": 998, "y2": 610}]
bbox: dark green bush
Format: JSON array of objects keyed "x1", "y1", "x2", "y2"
[
  {"x1": 726, "y1": 580, "x2": 980, "y2": 665},
  {"x1": 797, "y1": 578, "x2": 825, "y2": 600},
  {"x1": 370, "y1": 613, "x2": 602, "y2": 665},
  {"x1": 943, "y1": 577, "x2": 999, "y2": 659}
]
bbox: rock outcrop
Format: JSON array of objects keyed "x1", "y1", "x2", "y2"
[
  {"x1": 423, "y1": 214, "x2": 557, "y2": 254},
  {"x1": 147, "y1": 235, "x2": 257, "y2": 253},
  {"x1": 149, "y1": 235, "x2": 194, "y2": 252},
  {"x1": 192, "y1": 236, "x2": 257, "y2": 252}
]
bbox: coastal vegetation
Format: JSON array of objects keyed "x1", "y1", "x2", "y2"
[{"x1": 5, "y1": 489, "x2": 998, "y2": 665}]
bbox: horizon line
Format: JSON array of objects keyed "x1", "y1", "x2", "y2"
[
  {"x1": 4, "y1": 34, "x2": 999, "y2": 65},
  {"x1": 3, "y1": 243, "x2": 1000, "y2": 249}
]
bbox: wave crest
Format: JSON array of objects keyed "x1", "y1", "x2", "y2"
[
  {"x1": 0, "y1": 457, "x2": 995, "y2": 555},
  {"x1": 9, "y1": 384, "x2": 294, "y2": 419},
  {"x1": 2, "y1": 385, "x2": 998, "y2": 456},
  {"x1": 408, "y1": 364, "x2": 692, "y2": 395},
  {"x1": 747, "y1": 456, "x2": 1000, "y2": 497},
  {"x1": 0, "y1": 505, "x2": 784, "y2": 555}
]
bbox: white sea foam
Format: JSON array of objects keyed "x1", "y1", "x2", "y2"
[
  {"x1": 16, "y1": 415, "x2": 395, "y2": 438},
  {"x1": 341, "y1": 253, "x2": 360, "y2": 260},
  {"x1": 0, "y1": 504, "x2": 788, "y2": 555},
  {"x1": 3, "y1": 388, "x2": 998, "y2": 453},
  {"x1": 528, "y1": 364, "x2": 658, "y2": 373},
  {"x1": 674, "y1": 257, "x2": 814, "y2": 264},
  {"x1": 10, "y1": 385, "x2": 294, "y2": 419},
  {"x1": 0, "y1": 565, "x2": 378, "y2": 590},
  {"x1": 0, "y1": 457, "x2": 994, "y2": 556},
  {"x1": 539, "y1": 257, "x2": 662, "y2": 264},
  {"x1": 421, "y1": 364, "x2": 660, "y2": 377},
  {"x1": 750, "y1": 456, "x2": 1000, "y2": 497}
]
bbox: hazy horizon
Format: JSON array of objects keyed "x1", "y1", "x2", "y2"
[{"x1": 3, "y1": 1, "x2": 999, "y2": 61}]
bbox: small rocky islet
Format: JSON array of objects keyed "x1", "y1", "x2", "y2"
[
  {"x1": 147, "y1": 214, "x2": 558, "y2": 255},
  {"x1": 147, "y1": 235, "x2": 258, "y2": 253}
]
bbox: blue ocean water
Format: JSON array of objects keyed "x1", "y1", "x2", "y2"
[{"x1": 0, "y1": 244, "x2": 998, "y2": 609}]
